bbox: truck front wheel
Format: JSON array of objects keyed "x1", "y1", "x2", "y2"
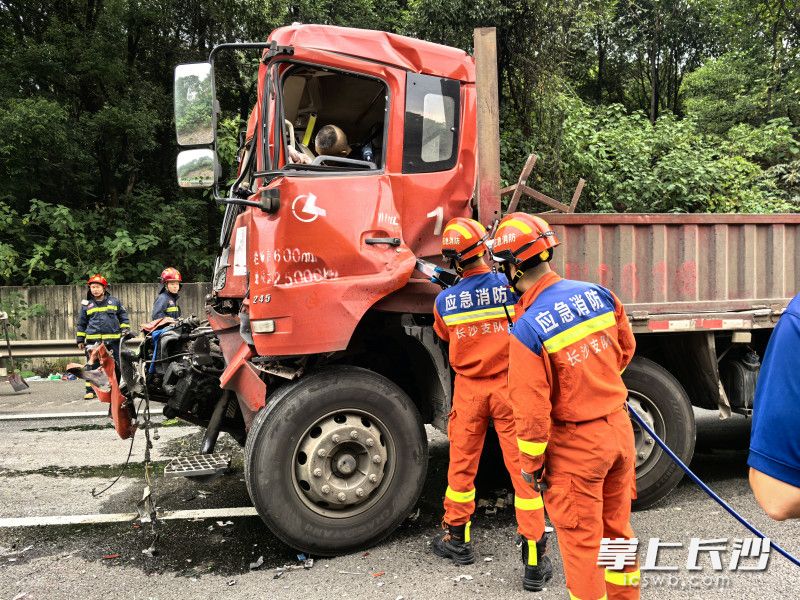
[
  {"x1": 244, "y1": 366, "x2": 428, "y2": 555},
  {"x1": 624, "y1": 356, "x2": 696, "y2": 510}
]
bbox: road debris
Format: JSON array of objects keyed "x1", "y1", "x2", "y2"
[
  {"x1": 102, "y1": 553, "x2": 121, "y2": 560},
  {"x1": 226, "y1": 580, "x2": 237, "y2": 586},
  {"x1": 338, "y1": 570, "x2": 364, "y2": 575},
  {"x1": 484, "y1": 556, "x2": 493, "y2": 562},
  {"x1": 250, "y1": 555, "x2": 264, "y2": 570},
  {"x1": 452, "y1": 574, "x2": 473, "y2": 582},
  {"x1": 12, "y1": 593, "x2": 29, "y2": 600},
  {"x1": 216, "y1": 520, "x2": 233, "y2": 527},
  {"x1": 372, "y1": 571, "x2": 385, "y2": 577},
  {"x1": 273, "y1": 556, "x2": 314, "y2": 578},
  {"x1": 2, "y1": 545, "x2": 33, "y2": 557}
]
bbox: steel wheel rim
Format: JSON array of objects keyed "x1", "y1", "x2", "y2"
[
  {"x1": 627, "y1": 390, "x2": 666, "y2": 477},
  {"x1": 292, "y1": 409, "x2": 396, "y2": 518}
]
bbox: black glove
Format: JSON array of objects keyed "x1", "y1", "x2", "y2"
[{"x1": 522, "y1": 467, "x2": 548, "y2": 493}]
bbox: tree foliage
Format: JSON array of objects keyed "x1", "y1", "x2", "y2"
[{"x1": 0, "y1": 0, "x2": 798, "y2": 285}]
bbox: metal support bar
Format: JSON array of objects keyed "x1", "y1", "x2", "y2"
[
  {"x1": 473, "y1": 27, "x2": 501, "y2": 224},
  {"x1": 0, "y1": 339, "x2": 143, "y2": 359},
  {"x1": 501, "y1": 153, "x2": 584, "y2": 214}
]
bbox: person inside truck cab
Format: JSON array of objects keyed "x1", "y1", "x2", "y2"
[
  {"x1": 314, "y1": 124, "x2": 351, "y2": 157},
  {"x1": 314, "y1": 124, "x2": 376, "y2": 164},
  {"x1": 748, "y1": 290, "x2": 800, "y2": 521}
]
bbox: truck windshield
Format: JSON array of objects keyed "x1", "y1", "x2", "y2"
[{"x1": 278, "y1": 64, "x2": 387, "y2": 172}]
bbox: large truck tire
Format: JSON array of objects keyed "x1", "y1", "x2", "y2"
[
  {"x1": 244, "y1": 366, "x2": 428, "y2": 556},
  {"x1": 624, "y1": 356, "x2": 696, "y2": 510}
]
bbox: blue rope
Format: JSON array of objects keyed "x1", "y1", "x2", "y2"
[{"x1": 626, "y1": 402, "x2": 800, "y2": 568}]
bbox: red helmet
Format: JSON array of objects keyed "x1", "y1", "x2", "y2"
[
  {"x1": 490, "y1": 212, "x2": 560, "y2": 266},
  {"x1": 160, "y1": 267, "x2": 182, "y2": 284},
  {"x1": 441, "y1": 218, "x2": 487, "y2": 263},
  {"x1": 86, "y1": 274, "x2": 108, "y2": 288}
]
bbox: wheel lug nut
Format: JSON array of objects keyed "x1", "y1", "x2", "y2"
[
  {"x1": 332, "y1": 434, "x2": 341, "y2": 443},
  {"x1": 321, "y1": 485, "x2": 330, "y2": 495},
  {"x1": 313, "y1": 468, "x2": 322, "y2": 477},
  {"x1": 356, "y1": 488, "x2": 364, "y2": 497},
  {"x1": 350, "y1": 430, "x2": 359, "y2": 439},
  {"x1": 369, "y1": 474, "x2": 377, "y2": 483},
  {"x1": 317, "y1": 449, "x2": 326, "y2": 457},
  {"x1": 638, "y1": 452, "x2": 646, "y2": 459},
  {"x1": 337, "y1": 492, "x2": 346, "y2": 502},
  {"x1": 366, "y1": 438, "x2": 374, "y2": 447},
  {"x1": 372, "y1": 455, "x2": 382, "y2": 464},
  {"x1": 646, "y1": 438, "x2": 654, "y2": 445}
]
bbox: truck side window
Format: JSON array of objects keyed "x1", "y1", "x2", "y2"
[{"x1": 403, "y1": 73, "x2": 460, "y2": 173}]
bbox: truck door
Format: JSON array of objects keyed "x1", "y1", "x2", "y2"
[{"x1": 246, "y1": 63, "x2": 416, "y2": 357}]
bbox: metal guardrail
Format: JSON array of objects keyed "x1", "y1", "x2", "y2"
[{"x1": 0, "y1": 340, "x2": 83, "y2": 359}]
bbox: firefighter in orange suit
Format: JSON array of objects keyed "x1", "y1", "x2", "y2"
[
  {"x1": 491, "y1": 212, "x2": 640, "y2": 600},
  {"x1": 431, "y1": 217, "x2": 552, "y2": 592}
]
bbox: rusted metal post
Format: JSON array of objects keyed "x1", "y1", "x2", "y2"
[{"x1": 473, "y1": 27, "x2": 501, "y2": 224}]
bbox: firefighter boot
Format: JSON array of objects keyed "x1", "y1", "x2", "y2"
[
  {"x1": 432, "y1": 521, "x2": 475, "y2": 565},
  {"x1": 520, "y1": 533, "x2": 553, "y2": 592},
  {"x1": 84, "y1": 382, "x2": 96, "y2": 400}
]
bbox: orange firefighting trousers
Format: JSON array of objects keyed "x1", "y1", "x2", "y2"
[
  {"x1": 544, "y1": 407, "x2": 640, "y2": 600},
  {"x1": 444, "y1": 371, "x2": 545, "y2": 543}
]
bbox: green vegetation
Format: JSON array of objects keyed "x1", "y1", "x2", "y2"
[{"x1": 1, "y1": 0, "x2": 798, "y2": 285}]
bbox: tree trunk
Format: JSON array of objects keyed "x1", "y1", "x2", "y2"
[
  {"x1": 596, "y1": 25, "x2": 605, "y2": 103},
  {"x1": 649, "y1": 13, "x2": 661, "y2": 124}
]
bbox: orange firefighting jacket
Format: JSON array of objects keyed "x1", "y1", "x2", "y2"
[
  {"x1": 433, "y1": 264, "x2": 518, "y2": 378},
  {"x1": 508, "y1": 272, "x2": 636, "y2": 472}
]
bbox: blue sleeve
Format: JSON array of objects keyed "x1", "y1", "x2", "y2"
[
  {"x1": 76, "y1": 305, "x2": 88, "y2": 344},
  {"x1": 117, "y1": 299, "x2": 130, "y2": 329},
  {"x1": 748, "y1": 311, "x2": 800, "y2": 487},
  {"x1": 151, "y1": 295, "x2": 167, "y2": 320}
]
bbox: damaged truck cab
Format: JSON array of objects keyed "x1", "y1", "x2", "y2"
[{"x1": 170, "y1": 24, "x2": 479, "y2": 553}]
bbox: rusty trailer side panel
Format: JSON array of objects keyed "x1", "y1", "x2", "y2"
[{"x1": 545, "y1": 214, "x2": 800, "y2": 328}]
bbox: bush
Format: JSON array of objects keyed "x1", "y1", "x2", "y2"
[{"x1": 502, "y1": 94, "x2": 798, "y2": 214}]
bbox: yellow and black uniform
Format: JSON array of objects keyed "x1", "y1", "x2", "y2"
[
  {"x1": 151, "y1": 289, "x2": 181, "y2": 319},
  {"x1": 76, "y1": 292, "x2": 130, "y2": 397}
]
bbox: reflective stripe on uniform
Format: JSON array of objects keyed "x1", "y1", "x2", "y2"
[
  {"x1": 85, "y1": 333, "x2": 122, "y2": 340},
  {"x1": 543, "y1": 311, "x2": 616, "y2": 353},
  {"x1": 569, "y1": 592, "x2": 607, "y2": 600},
  {"x1": 443, "y1": 305, "x2": 515, "y2": 326},
  {"x1": 86, "y1": 305, "x2": 119, "y2": 315},
  {"x1": 517, "y1": 438, "x2": 547, "y2": 457},
  {"x1": 464, "y1": 520, "x2": 472, "y2": 543},
  {"x1": 527, "y1": 539, "x2": 538, "y2": 566},
  {"x1": 165, "y1": 306, "x2": 179, "y2": 313},
  {"x1": 76, "y1": 331, "x2": 86, "y2": 337},
  {"x1": 120, "y1": 322, "x2": 131, "y2": 328},
  {"x1": 605, "y1": 569, "x2": 641, "y2": 586},
  {"x1": 514, "y1": 495, "x2": 544, "y2": 511},
  {"x1": 445, "y1": 486, "x2": 476, "y2": 503}
]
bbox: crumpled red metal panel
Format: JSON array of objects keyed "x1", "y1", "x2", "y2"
[
  {"x1": 88, "y1": 344, "x2": 135, "y2": 440},
  {"x1": 207, "y1": 307, "x2": 266, "y2": 428},
  {"x1": 269, "y1": 24, "x2": 475, "y2": 82}
]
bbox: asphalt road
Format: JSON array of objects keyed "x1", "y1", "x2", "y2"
[{"x1": 1, "y1": 381, "x2": 799, "y2": 599}]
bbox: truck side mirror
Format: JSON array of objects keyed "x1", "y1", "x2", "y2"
[
  {"x1": 174, "y1": 62, "x2": 216, "y2": 146},
  {"x1": 177, "y1": 149, "x2": 217, "y2": 188}
]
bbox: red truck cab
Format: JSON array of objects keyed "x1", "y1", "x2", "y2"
[{"x1": 171, "y1": 25, "x2": 485, "y2": 554}]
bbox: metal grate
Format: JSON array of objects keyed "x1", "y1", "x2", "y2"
[{"x1": 164, "y1": 453, "x2": 231, "y2": 478}]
